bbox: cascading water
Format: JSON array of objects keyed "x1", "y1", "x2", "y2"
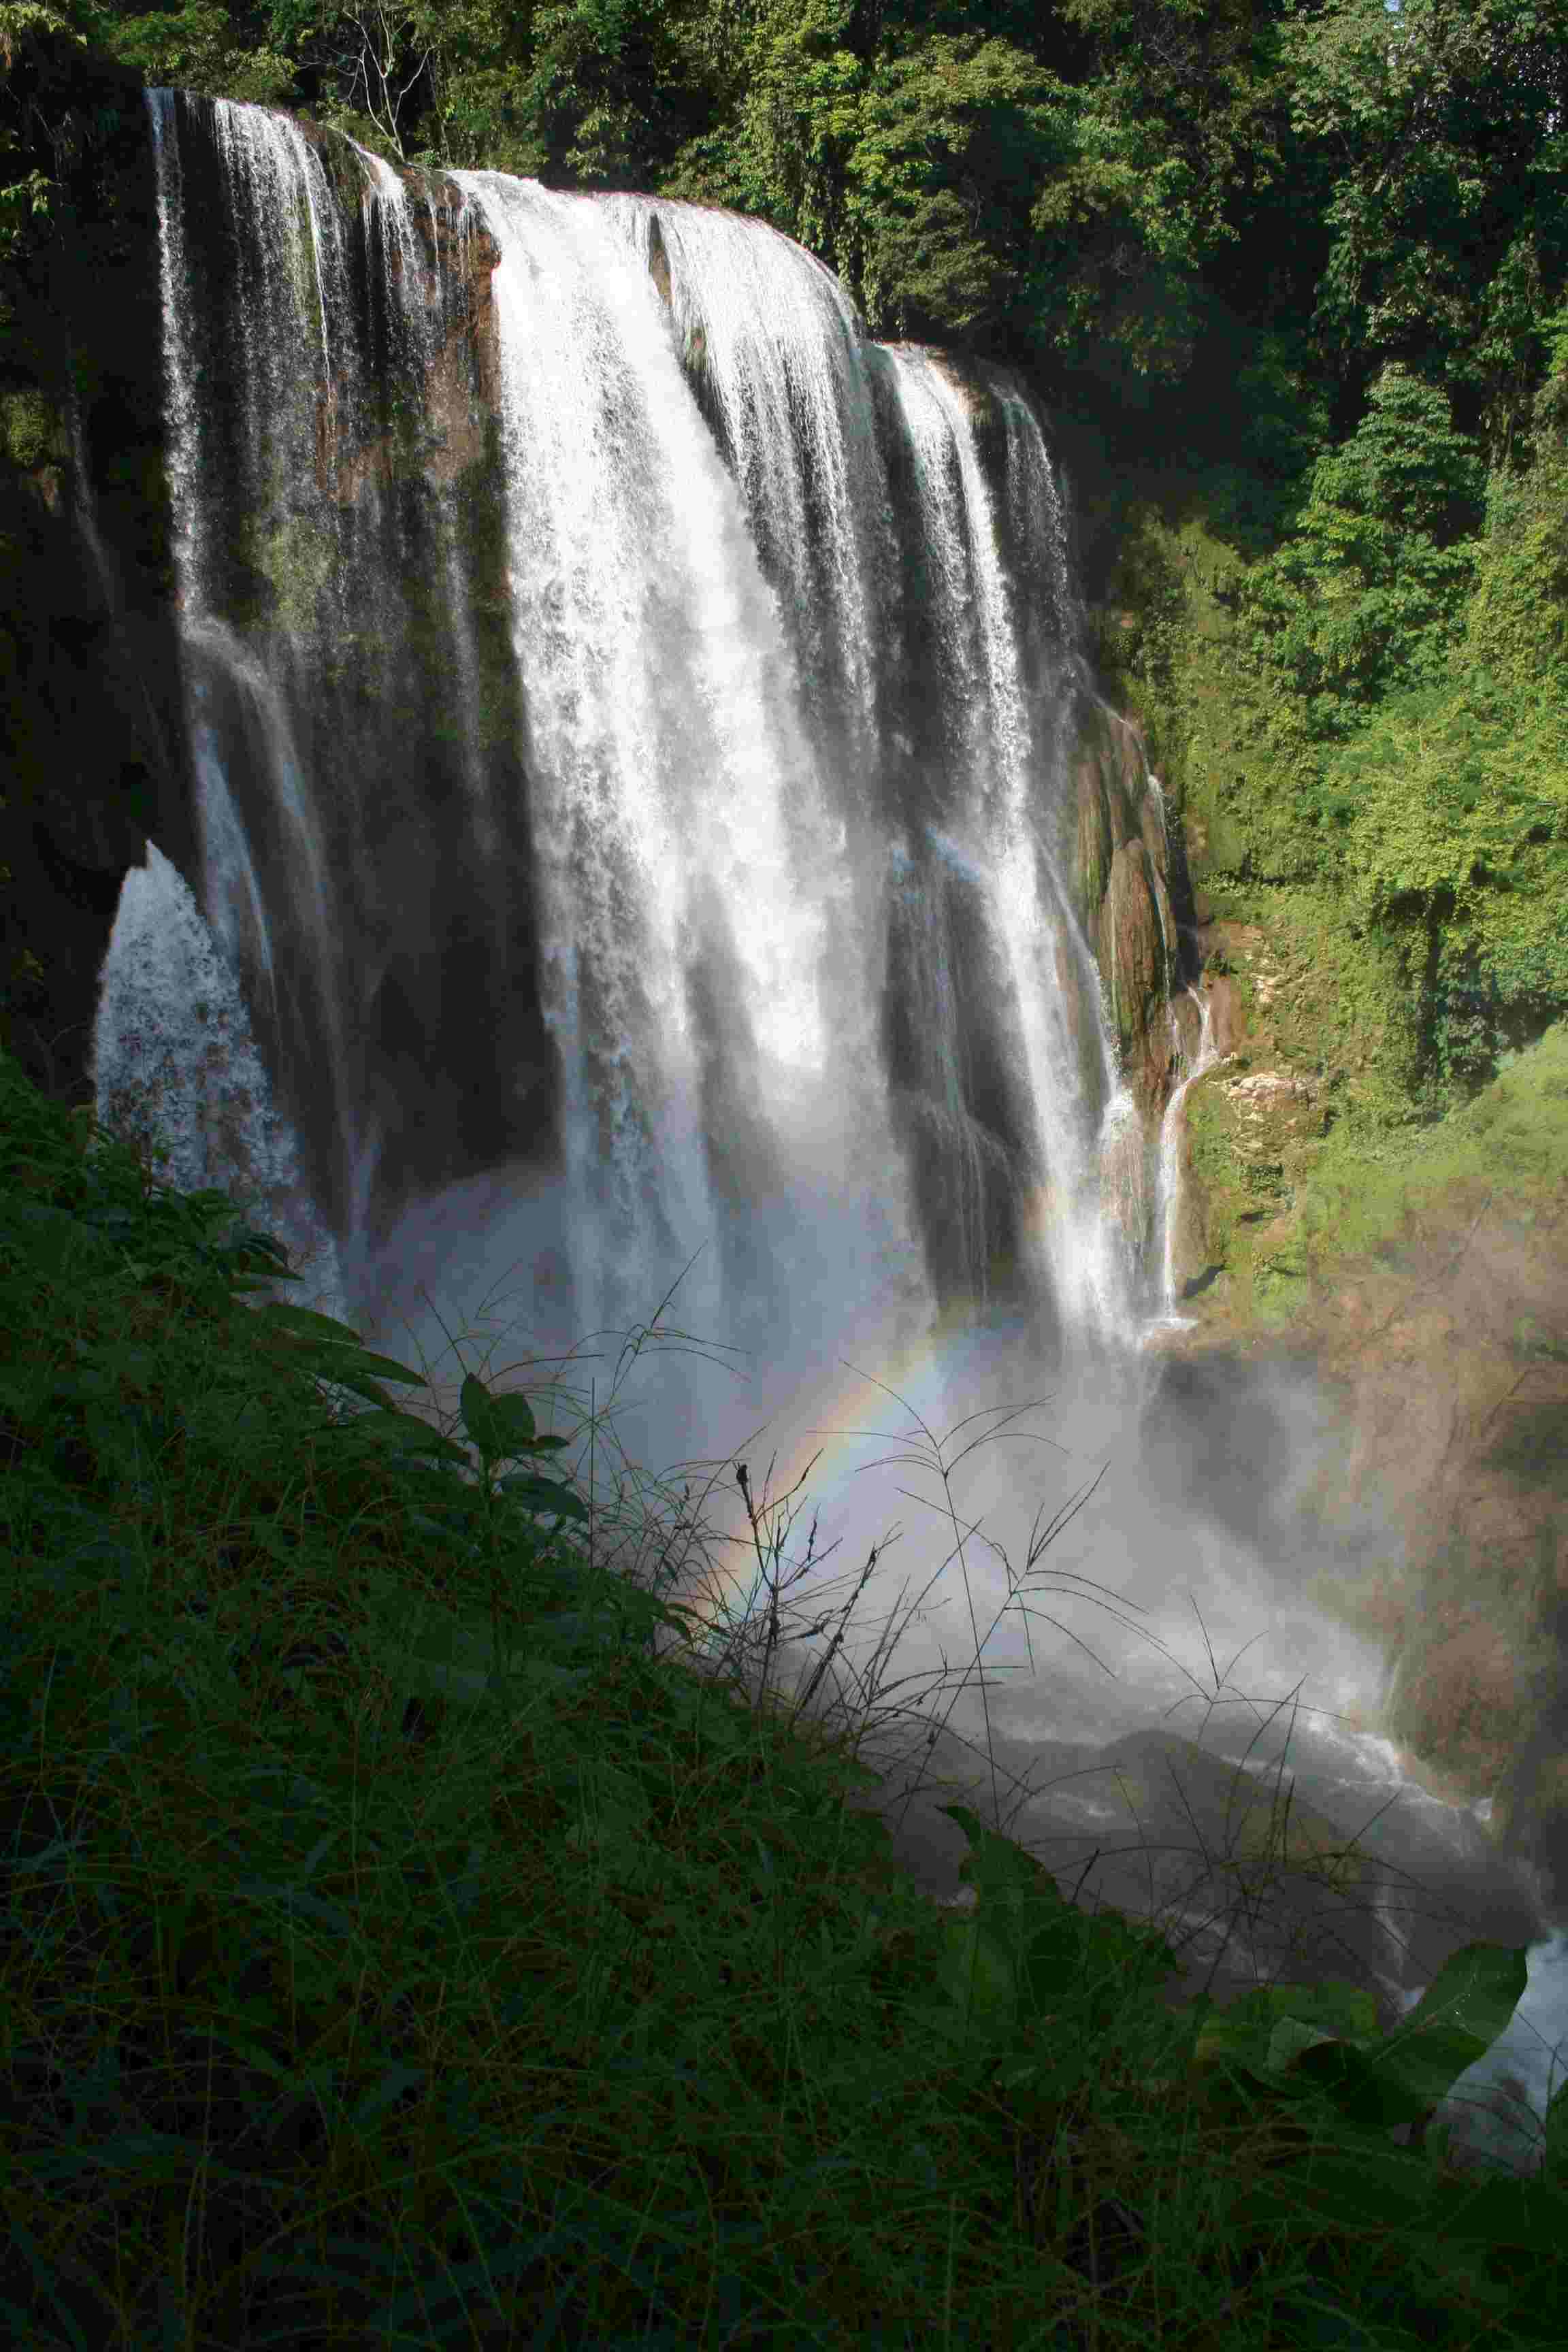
[
  {"x1": 105, "y1": 90, "x2": 1158, "y2": 1371},
  {"x1": 92, "y1": 841, "x2": 344, "y2": 1309},
  {"x1": 89, "y1": 91, "x2": 1565, "y2": 2173}
]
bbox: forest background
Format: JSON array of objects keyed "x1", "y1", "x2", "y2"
[{"x1": 3, "y1": 0, "x2": 1567, "y2": 1252}]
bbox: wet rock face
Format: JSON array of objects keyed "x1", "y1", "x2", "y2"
[
  {"x1": 308, "y1": 161, "x2": 504, "y2": 503},
  {"x1": 1174, "y1": 1058, "x2": 1327, "y2": 1287},
  {"x1": 1097, "y1": 837, "x2": 1171, "y2": 1102},
  {"x1": 1072, "y1": 699, "x2": 1180, "y2": 1113},
  {"x1": 1158, "y1": 917, "x2": 1338, "y2": 1312}
]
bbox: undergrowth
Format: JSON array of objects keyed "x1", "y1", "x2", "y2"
[{"x1": 2, "y1": 1047, "x2": 1565, "y2": 2349}]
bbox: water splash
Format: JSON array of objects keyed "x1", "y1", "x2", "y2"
[{"x1": 92, "y1": 841, "x2": 345, "y2": 1317}]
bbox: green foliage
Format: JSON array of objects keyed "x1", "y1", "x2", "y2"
[
  {"x1": 3, "y1": 1041, "x2": 1567, "y2": 2345},
  {"x1": 1237, "y1": 363, "x2": 1486, "y2": 734},
  {"x1": 1464, "y1": 338, "x2": 1568, "y2": 688},
  {"x1": 1120, "y1": 354, "x2": 1566, "y2": 1126},
  {"x1": 0, "y1": 1, "x2": 87, "y2": 261},
  {"x1": 1276, "y1": 0, "x2": 1568, "y2": 461},
  {"x1": 1216, "y1": 350, "x2": 1568, "y2": 1098},
  {"x1": 508, "y1": 0, "x2": 716, "y2": 189},
  {"x1": 0, "y1": 380, "x2": 61, "y2": 467},
  {"x1": 1094, "y1": 507, "x2": 1329, "y2": 888},
  {"x1": 76, "y1": 0, "x2": 295, "y2": 103},
  {"x1": 1183, "y1": 327, "x2": 1335, "y2": 558},
  {"x1": 847, "y1": 34, "x2": 1067, "y2": 340},
  {"x1": 1024, "y1": 75, "x2": 1207, "y2": 387},
  {"x1": 1281, "y1": 1018, "x2": 1568, "y2": 1309},
  {"x1": 663, "y1": 0, "x2": 870, "y2": 270},
  {"x1": 0, "y1": 0, "x2": 82, "y2": 70},
  {"x1": 666, "y1": 8, "x2": 1222, "y2": 389},
  {"x1": 1314, "y1": 667, "x2": 1568, "y2": 1092}
]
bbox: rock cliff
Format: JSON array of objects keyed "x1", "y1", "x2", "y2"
[
  {"x1": 1150, "y1": 887, "x2": 1568, "y2": 1929},
  {"x1": 1, "y1": 37, "x2": 194, "y2": 1111}
]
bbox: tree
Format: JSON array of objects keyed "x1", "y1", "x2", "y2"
[
  {"x1": 510, "y1": 0, "x2": 722, "y2": 190},
  {"x1": 0, "y1": 1, "x2": 87, "y2": 263},
  {"x1": 1239, "y1": 362, "x2": 1484, "y2": 728},
  {"x1": 259, "y1": 0, "x2": 433, "y2": 159},
  {"x1": 846, "y1": 34, "x2": 1069, "y2": 338},
  {"x1": 71, "y1": 0, "x2": 295, "y2": 106},
  {"x1": 1277, "y1": 0, "x2": 1568, "y2": 461},
  {"x1": 665, "y1": 9, "x2": 1217, "y2": 387}
]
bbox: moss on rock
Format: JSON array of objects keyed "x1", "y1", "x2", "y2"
[{"x1": 0, "y1": 384, "x2": 65, "y2": 472}]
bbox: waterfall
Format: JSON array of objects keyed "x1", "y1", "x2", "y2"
[
  {"x1": 105, "y1": 88, "x2": 1165, "y2": 1391},
  {"x1": 81, "y1": 97, "x2": 1568, "y2": 2164}
]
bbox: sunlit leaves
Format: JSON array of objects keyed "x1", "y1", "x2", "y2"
[{"x1": 1238, "y1": 363, "x2": 1484, "y2": 727}]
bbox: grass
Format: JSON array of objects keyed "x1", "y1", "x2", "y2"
[{"x1": 2, "y1": 1043, "x2": 1566, "y2": 2350}]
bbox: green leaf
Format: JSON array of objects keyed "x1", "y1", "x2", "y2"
[
  {"x1": 1360, "y1": 1939, "x2": 1530, "y2": 2119},
  {"x1": 311, "y1": 1365, "x2": 398, "y2": 1411},
  {"x1": 339, "y1": 1349, "x2": 427, "y2": 1385},
  {"x1": 1190, "y1": 1942, "x2": 1529, "y2": 2144},
  {"x1": 253, "y1": 1303, "x2": 368, "y2": 1346},
  {"x1": 1192, "y1": 1977, "x2": 1385, "y2": 2076},
  {"x1": 928, "y1": 1913, "x2": 1018, "y2": 2046},
  {"x1": 459, "y1": 1373, "x2": 538, "y2": 1460},
  {"x1": 323, "y1": 1410, "x2": 471, "y2": 1467},
  {"x1": 495, "y1": 1469, "x2": 589, "y2": 1523}
]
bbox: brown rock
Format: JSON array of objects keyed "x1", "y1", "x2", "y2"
[
  {"x1": 1072, "y1": 701, "x2": 1178, "y2": 1111},
  {"x1": 1098, "y1": 838, "x2": 1175, "y2": 1111}
]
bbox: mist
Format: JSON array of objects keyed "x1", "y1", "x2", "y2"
[{"x1": 346, "y1": 1171, "x2": 1565, "y2": 2179}]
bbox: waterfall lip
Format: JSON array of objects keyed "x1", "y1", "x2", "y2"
[{"x1": 602, "y1": 190, "x2": 872, "y2": 351}]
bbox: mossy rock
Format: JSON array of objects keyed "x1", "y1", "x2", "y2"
[
  {"x1": 245, "y1": 510, "x2": 337, "y2": 636},
  {"x1": 1, "y1": 386, "x2": 65, "y2": 473}
]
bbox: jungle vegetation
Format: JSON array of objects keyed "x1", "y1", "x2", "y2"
[{"x1": 3, "y1": 0, "x2": 1567, "y2": 1126}]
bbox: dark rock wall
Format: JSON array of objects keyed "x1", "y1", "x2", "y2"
[{"x1": 1, "y1": 39, "x2": 197, "y2": 1115}]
